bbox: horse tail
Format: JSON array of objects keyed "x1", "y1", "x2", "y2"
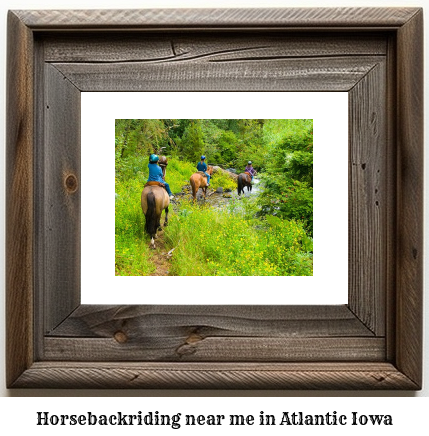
[
  {"x1": 237, "y1": 175, "x2": 243, "y2": 195},
  {"x1": 190, "y1": 176, "x2": 197, "y2": 200},
  {"x1": 145, "y1": 191, "x2": 158, "y2": 237}
]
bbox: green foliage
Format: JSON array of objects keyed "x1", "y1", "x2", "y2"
[
  {"x1": 115, "y1": 118, "x2": 269, "y2": 171},
  {"x1": 211, "y1": 170, "x2": 237, "y2": 192},
  {"x1": 213, "y1": 130, "x2": 238, "y2": 166},
  {"x1": 162, "y1": 159, "x2": 196, "y2": 194},
  {"x1": 115, "y1": 152, "x2": 147, "y2": 182},
  {"x1": 115, "y1": 119, "x2": 168, "y2": 159},
  {"x1": 178, "y1": 121, "x2": 205, "y2": 162},
  {"x1": 164, "y1": 199, "x2": 312, "y2": 276},
  {"x1": 258, "y1": 178, "x2": 313, "y2": 233},
  {"x1": 258, "y1": 119, "x2": 313, "y2": 234},
  {"x1": 234, "y1": 119, "x2": 265, "y2": 171}
]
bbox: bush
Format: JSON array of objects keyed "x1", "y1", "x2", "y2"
[
  {"x1": 211, "y1": 170, "x2": 237, "y2": 192},
  {"x1": 258, "y1": 120, "x2": 313, "y2": 234},
  {"x1": 258, "y1": 177, "x2": 313, "y2": 234}
]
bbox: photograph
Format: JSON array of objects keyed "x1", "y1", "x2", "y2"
[{"x1": 115, "y1": 119, "x2": 313, "y2": 277}]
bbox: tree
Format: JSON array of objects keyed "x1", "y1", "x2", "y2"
[
  {"x1": 115, "y1": 119, "x2": 167, "y2": 158},
  {"x1": 180, "y1": 120, "x2": 205, "y2": 162},
  {"x1": 214, "y1": 130, "x2": 238, "y2": 166}
]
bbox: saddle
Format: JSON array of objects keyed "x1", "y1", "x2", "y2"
[
  {"x1": 197, "y1": 171, "x2": 208, "y2": 176},
  {"x1": 144, "y1": 181, "x2": 165, "y2": 188},
  {"x1": 245, "y1": 171, "x2": 251, "y2": 176}
]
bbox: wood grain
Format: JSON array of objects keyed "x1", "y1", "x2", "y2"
[
  {"x1": 52, "y1": 56, "x2": 384, "y2": 92},
  {"x1": 6, "y1": 11, "x2": 34, "y2": 388},
  {"x1": 42, "y1": 33, "x2": 388, "y2": 63},
  {"x1": 44, "y1": 305, "x2": 379, "y2": 362},
  {"x1": 14, "y1": 8, "x2": 420, "y2": 29},
  {"x1": 44, "y1": 337, "x2": 385, "y2": 362},
  {"x1": 395, "y1": 9, "x2": 424, "y2": 388},
  {"x1": 42, "y1": 64, "x2": 81, "y2": 333},
  {"x1": 48, "y1": 305, "x2": 374, "y2": 338},
  {"x1": 348, "y1": 62, "x2": 386, "y2": 335},
  {"x1": 11, "y1": 362, "x2": 419, "y2": 390}
]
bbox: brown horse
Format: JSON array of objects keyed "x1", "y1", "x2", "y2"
[
  {"x1": 237, "y1": 172, "x2": 252, "y2": 195},
  {"x1": 141, "y1": 184, "x2": 170, "y2": 248},
  {"x1": 190, "y1": 166, "x2": 214, "y2": 201}
]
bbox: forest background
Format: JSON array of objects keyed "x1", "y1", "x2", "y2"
[{"x1": 115, "y1": 119, "x2": 313, "y2": 276}]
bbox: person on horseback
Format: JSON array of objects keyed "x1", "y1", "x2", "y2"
[
  {"x1": 245, "y1": 161, "x2": 257, "y2": 182},
  {"x1": 148, "y1": 154, "x2": 174, "y2": 199},
  {"x1": 196, "y1": 155, "x2": 210, "y2": 186}
]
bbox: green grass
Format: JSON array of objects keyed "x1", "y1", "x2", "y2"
[
  {"x1": 115, "y1": 176, "x2": 153, "y2": 275},
  {"x1": 164, "y1": 198, "x2": 313, "y2": 276}
]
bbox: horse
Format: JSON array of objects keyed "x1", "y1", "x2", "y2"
[
  {"x1": 190, "y1": 166, "x2": 214, "y2": 201},
  {"x1": 141, "y1": 183, "x2": 170, "y2": 249},
  {"x1": 237, "y1": 172, "x2": 252, "y2": 195}
]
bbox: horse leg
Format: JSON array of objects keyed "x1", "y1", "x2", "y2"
[{"x1": 164, "y1": 206, "x2": 169, "y2": 227}]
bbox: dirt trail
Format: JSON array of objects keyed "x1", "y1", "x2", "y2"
[{"x1": 148, "y1": 232, "x2": 172, "y2": 276}]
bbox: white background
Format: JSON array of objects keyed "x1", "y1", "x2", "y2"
[
  {"x1": 82, "y1": 92, "x2": 348, "y2": 305},
  {"x1": 0, "y1": 0, "x2": 428, "y2": 430}
]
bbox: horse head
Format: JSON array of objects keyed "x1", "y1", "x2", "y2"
[{"x1": 158, "y1": 156, "x2": 168, "y2": 179}]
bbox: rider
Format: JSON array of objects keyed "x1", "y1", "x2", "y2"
[
  {"x1": 196, "y1": 155, "x2": 210, "y2": 186},
  {"x1": 245, "y1": 161, "x2": 257, "y2": 182},
  {"x1": 148, "y1": 154, "x2": 174, "y2": 200}
]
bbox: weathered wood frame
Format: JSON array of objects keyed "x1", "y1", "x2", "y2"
[{"x1": 6, "y1": 8, "x2": 423, "y2": 389}]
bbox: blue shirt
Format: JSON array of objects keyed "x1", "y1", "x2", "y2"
[
  {"x1": 147, "y1": 163, "x2": 164, "y2": 182},
  {"x1": 197, "y1": 162, "x2": 207, "y2": 172}
]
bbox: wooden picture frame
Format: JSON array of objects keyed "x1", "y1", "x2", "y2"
[{"x1": 6, "y1": 7, "x2": 423, "y2": 389}]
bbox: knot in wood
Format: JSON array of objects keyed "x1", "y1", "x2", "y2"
[
  {"x1": 65, "y1": 174, "x2": 78, "y2": 193},
  {"x1": 186, "y1": 333, "x2": 203, "y2": 344},
  {"x1": 114, "y1": 331, "x2": 128, "y2": 343}
]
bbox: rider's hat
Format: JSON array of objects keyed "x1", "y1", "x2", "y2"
[
  {"x1": 201, "y1": 155, "x2": 206, "y2": 160},
  {"x1": 149, "y1": 154, "x2": 159, "y2": 163},
  {"x1": 248, "y1": 161, "x2": 252, "y2": 164}
]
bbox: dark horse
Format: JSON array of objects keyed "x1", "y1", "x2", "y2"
[
  {"x1": 141, "y1": 184, "x2": 170, "y2": 249},
  {"x1": 237, "y1": 172, "x2": 252, "y2": 195},
  {"x1": 190, "y1": 166, "x2": 214, "y2": 201}
]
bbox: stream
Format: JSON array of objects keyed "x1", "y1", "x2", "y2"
[{"x1": 175, "y1": 178, "x2": 261, "y2": 209}]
